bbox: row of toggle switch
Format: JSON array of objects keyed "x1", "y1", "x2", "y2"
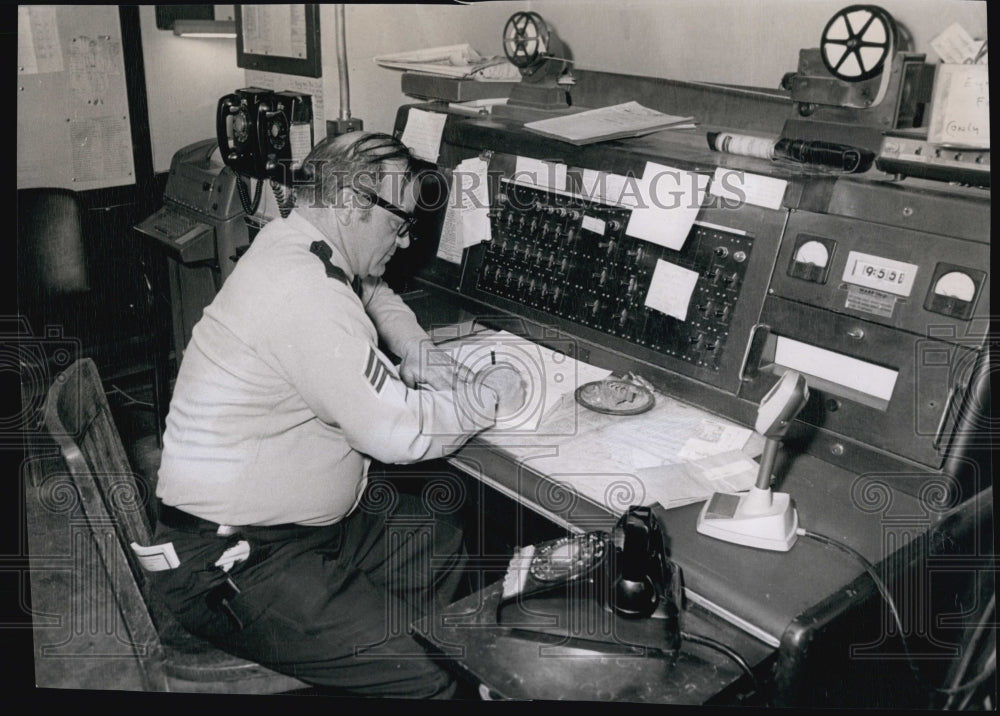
[{"x1": 475, "y1": 182, "x2": 754, "y2": 370}]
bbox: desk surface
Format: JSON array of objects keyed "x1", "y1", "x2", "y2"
[
  {"x1": 409, "y1": 316, "x2": 960, "y2": 702},
  {"x1": 413, "y1": 578, "x2": 773, "y2": 703},
  {"x1": 448, "y1": 438, "x2": 949, "y2": 646}
]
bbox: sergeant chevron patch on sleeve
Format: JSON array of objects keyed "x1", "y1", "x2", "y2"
[{"x1": 364, "y1": 347, "x2": 390, "y2": 394}]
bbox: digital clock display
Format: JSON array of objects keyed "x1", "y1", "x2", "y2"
[{"x1": 842, "y1": 251, "x2": 918, "y2": 297}]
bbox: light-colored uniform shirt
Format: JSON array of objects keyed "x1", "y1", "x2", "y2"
[{"x1": 156, "y1": 211, "x2": 494, "y2": 527}]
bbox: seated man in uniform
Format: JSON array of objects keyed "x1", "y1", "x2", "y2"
[{"x1": 148, "y1": 131, "x2": 526, "y2": 698}]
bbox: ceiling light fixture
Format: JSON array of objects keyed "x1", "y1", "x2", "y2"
[{"x1": 173, "y1": 19, "x2": 236, "y2": 38}]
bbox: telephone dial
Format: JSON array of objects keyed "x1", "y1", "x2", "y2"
[
  {"x1": 216, "y1": 87, "x2": 313, "y2": 183},
  {"x1": 497, "y1": 506, "x2": 683, "y2": 652}
]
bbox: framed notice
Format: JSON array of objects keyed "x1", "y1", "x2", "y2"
[{"x1": 236, "y1": 4, "x2": 321, "y2": 78}]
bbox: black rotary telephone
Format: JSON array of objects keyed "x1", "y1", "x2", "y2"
[{"x1": 497, "y1": 506, "x2": 683, "y2": 651}]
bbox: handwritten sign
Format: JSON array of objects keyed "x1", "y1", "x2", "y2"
[{"x1": 928, "y1": 64, "x2": 990, "y2": 149}]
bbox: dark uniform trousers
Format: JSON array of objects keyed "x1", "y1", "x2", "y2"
[{"x1": 149, "y1": 482, "x2": 467, "y2": 698}]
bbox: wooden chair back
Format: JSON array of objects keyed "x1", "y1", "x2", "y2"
[{"x1": 43, "y1": 358, "x2": 308, "y2": 693}]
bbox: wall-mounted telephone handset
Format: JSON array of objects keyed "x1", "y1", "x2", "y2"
[
  {"x1": 217, "y1": 88, "x2": 315, "y2": 225},
  {"x1": 269, "y1": 91, "x2": 314, "y2": 176},
  {"x1": 216, "y1": 87, "x2": 273, "y2": 179}
]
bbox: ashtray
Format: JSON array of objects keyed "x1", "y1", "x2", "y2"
[{"x1": 574, "y1": 379, "x2": 655, "y2": 415}]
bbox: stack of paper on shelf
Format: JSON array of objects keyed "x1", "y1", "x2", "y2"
[{"x1": 523, "y1": 101, "x2": 696, "y2": 145}]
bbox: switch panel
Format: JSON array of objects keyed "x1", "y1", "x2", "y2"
[{"x1": 473, "y1": 180, "x2": 754, "y2": 372}]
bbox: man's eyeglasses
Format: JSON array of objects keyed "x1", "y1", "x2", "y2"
[{"x1": 359, "y1": 191, "x2": 418, "y2": 240}]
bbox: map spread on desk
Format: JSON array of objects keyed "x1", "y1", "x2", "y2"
[{"x1": 435, "y1": 330, "x2": 765, "y2": 512}]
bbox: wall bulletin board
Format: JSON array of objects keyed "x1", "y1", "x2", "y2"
[{"x1": 17, "y1": 5, "x2": 136, "y2": 191}]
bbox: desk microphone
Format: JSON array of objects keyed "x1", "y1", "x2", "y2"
[{"x1": 696, "y1": 370, "x2": 810, "y2": 551}]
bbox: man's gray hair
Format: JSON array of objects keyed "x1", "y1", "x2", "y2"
[{"x1": 294, "y1": 131, "x2": 415, "y2": 211}]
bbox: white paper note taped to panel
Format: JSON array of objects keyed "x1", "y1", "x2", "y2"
[
  {"x1": 513, "y1": 156, "x2": 567, "y2": 192},
  {"x1": 644, "y1": 259, "x2": 700, "y2": 321},
  {"x1": 401, "y1": 108, "x2": 448, "y2": 163},
  {"x1": 626, "y1": 162, "x2": 708, "y2": 250},
  {"x1": 710, "y1": 167, "x2": 787, "y2": 211}
]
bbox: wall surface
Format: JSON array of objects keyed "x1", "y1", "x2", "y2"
[
  {"x1": 97, "y1": 1, "x2": 995, "y2": 173},
  {"x1": 334, "y1": 0, "x2": 988, "y2": 135},
  {"x1": 138, "y1": 4, "x2": 246, "y2": 172}
]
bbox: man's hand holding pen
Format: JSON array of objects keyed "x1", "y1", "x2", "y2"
[
  {"x1": 475, "y1": 359, "x2": 528, "y2": 419},
  {"x1": 399, "y1": 338, "x2": 527, "y2": 420}
]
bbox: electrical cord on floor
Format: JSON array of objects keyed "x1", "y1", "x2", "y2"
[
  {"x1": 943, "y1": 650, "x2": 996, "y2": 705},
  {"x1": 796, "y1": 527, "x2": 925, "y2": 694},
  {"x1": 680, "y1": 629, "x2": 760, "y2": 698},
  {"x1": 939, "y1": 593, "x2": 996, "y2": 709}
]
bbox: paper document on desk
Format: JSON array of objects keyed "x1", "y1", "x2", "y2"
[
  {"x1": 438, "y1": 330, "x2": 612, "y2": 434},
  {"x1": 492, "y1": 391, "x2": 762, "y2": 514},
  {"x1": 635, "y1": 450, "x2": 760, "y2": 510},
  {"x1": 522, "y1": 102, "x2": 695, "y2": 145}
]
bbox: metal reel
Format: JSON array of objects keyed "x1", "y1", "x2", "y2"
[
  {"x1": 820, "y1": 4, "x2": 896, "y2": 83},
  {"x1": 503, "y1": 11, "x2": 551, "y2": 71}
]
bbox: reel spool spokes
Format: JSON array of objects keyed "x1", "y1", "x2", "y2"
[
  {"x1": 503, "y1": 11, "x2": 551, "y2": 72},
  {"x1": 820, "y1": 4, "x2": 896, "y2": 82}
]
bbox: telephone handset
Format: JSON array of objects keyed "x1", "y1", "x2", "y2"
[
  {"x1": 612, "y1": 505, "x2": 678, "y2": 621},
  {"x1": 271, "y1": 91, "x2": 314, "y2": 175},
  {"x1": 216, "y1": 87, "x2": 273, "y2": 178}
]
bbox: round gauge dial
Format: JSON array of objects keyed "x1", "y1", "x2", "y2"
[
  {"x1": 794, "y1": 240, "x2": 830, "y2": 268},
  {"x1": 933, "y1": 271, "x2": 976, "y2": 302}
]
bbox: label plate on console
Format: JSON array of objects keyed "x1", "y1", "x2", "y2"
[{"x1": 845, "y1": 285, "x2": 896, "y2": 318}]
